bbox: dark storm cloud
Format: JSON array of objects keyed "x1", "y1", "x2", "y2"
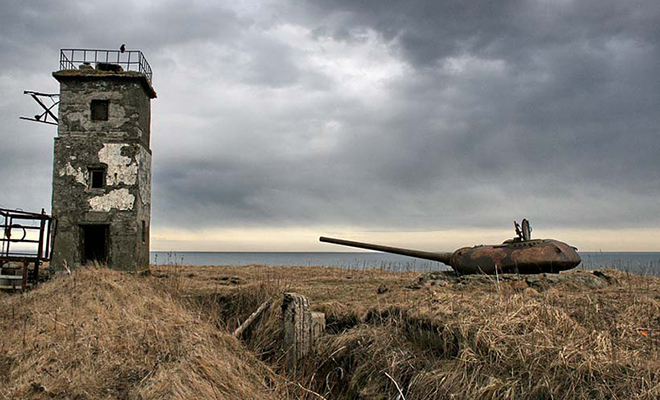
[
  {"x1": 1, "y1": 0, "x2": 659, "y2": 239},
  {"x1": 301, "y1": 0, "x2": 659, "y2": 67},
  {"x1": 0, "y1": 0, "x2": 245, "y2": 47},
  {"x1": 281, "y1": 0, "x2": 660, "y2": 229}
]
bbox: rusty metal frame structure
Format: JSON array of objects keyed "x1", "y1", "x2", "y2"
[
  {"x1": 0, "y1": 208, "x2": 55, "y2": 292},
  {"x1": 20, "y1": 90, "x2": 60, "y2": 126},
  {"x1": 59, "y1": 48, "x2": 153, "y2": 82}
]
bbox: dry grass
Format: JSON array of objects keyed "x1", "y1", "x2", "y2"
[
  {"x1": 3, "y1": 264, "x2": 659, "y2": 399},
  {"x1": 0, "y1": 267, "x2": 282, "y2": 400},
  {"x1": 153, "y1": 264, "x2": 660, "y2": 400}
]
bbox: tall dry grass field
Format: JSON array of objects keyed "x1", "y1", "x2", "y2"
[
  {"x1": 154, "y1": 265, "x2": 660, "y2": 400},
  {"x1": 2, "y1": 265, "x2": 659, "y2": 399}
]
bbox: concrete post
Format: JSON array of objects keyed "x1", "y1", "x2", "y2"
[{"x1": 282, "y1": 292, "x2": 325, "y2": 366}]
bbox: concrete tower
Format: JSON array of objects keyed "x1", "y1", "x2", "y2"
[{"x1": 50, "y1": 49, "x2": 156, "y2": 271}]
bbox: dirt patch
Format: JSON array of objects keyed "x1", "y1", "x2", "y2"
[
  {"x1": 0, "y1": 355, "x2": 12, "y2": 383},
  {"x1": 411, "y1": 269, "x2": 618, "y2": 291}
]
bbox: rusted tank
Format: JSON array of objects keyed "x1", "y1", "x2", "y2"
[{"x1": 320, "y1": 220, "x2": 581, "y2": 274}]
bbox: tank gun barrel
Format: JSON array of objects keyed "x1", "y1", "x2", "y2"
[{"x1": 319, "y1": 236, "x2": 453, "y2": 266}]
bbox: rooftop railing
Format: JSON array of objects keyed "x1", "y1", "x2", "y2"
[{"x1": 59, "y1": 48, "x2": 153, "y2": 82}]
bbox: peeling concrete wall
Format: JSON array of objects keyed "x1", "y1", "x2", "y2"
[
  {"x1": 51, "y1": 72, "x2": 154, "y2": 271},
  {"x1": 137, "y1": 148, "x2": 151, "y2": 207},
  {"x1": 99, "y1": 144, "x2": 138, "y2": 186},
  {"x1": 88, "y1": 188, "x2": 135, "y2": 212},
  {"x1": 59, "y1": 163, "x2": 86, "y2": 185}
]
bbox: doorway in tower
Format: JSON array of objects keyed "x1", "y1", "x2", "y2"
[{"x1": 80, "y1": 224, "x2": 109, "y2": 264}]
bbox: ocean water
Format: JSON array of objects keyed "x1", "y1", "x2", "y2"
[
  {"x1": 151, "y1": 251, "x2": 449, "y2": 272},
  {"x1": 151, "y1": 251, "x2": 660, "y2": 275},
  {"x1": 578, "y1": 252, "x2": 660, "y2": 275}
]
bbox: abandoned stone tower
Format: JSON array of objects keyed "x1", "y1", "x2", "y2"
[{"x1": 51, "y1": 49, "x2": 156, "y2": 270}]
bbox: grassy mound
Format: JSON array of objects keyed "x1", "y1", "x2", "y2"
[
  {"x1": 0, "y1": 268, "x2": 280, "y2": 400},
  {"x1": 312, "y1": 271, "x2": 660, "y2": 399},
  {"x1": 304, "y1": 289, "x2": 660, "y2": 399}
]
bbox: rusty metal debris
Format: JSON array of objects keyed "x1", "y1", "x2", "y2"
[
  {"x1": 0, "y1": 208, "x2": 55, "y2": 292},
  {"x1": 320, "y1": 219, "x2": 581, "y2": 275}
]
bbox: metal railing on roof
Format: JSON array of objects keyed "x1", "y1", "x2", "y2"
[{"x1": 59, "y1": 48, "x2": 153, "y2": 82}]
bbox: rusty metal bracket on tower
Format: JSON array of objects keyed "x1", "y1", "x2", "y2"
[{"x1": 19, "y1": 91, "x2": 60, "y2": 126}]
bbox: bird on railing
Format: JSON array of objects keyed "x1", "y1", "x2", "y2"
[{"x1": 120, "y1": 44, "x2": 126, "y2": 53}]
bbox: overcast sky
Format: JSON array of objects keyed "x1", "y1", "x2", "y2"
[{"x1": 1, "y1": 0, "x2": 658, "y2": 251}]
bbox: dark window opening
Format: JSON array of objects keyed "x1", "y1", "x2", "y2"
[
  {"x1": 89, "y1": 167, "x2": 105, "y2": 189},
  {"x1": 91, "y1": 99, "x2": 109, "y2": 121},
  {"x1": 81, "y1": 225, "x2": 109, "y2": 264},
  {"x1": 141, "y1": 220, "x2": 146, "y2": 244}
]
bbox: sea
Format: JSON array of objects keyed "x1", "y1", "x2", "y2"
[{"x1": 150, "y1": 251, "x2": 660, "y2": 276}]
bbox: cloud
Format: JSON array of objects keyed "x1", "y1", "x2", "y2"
[{"x1": 0, "y1": 0, "x2": 659, "y2": 250}]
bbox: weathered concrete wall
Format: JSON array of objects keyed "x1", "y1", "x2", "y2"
[
  {"x1": 56, "y1": 75, "x2": 152, "y2": 148},
  {"x1": 51, "y1": 72, "x2": 154, "y2": 271},
  {"x1": 134, "y1": 146, "x2": 152, "y2": 268}
]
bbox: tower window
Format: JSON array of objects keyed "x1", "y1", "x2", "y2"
[
  {"x1": 141, "y1": 220, "x2": 146, "y2": 244},
  {"x1": 89, "y1": 167, "x2": 105, "y2": 189},
  {"x1": 91, "y1": 100, "x2": 109, "y2": 121}
]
